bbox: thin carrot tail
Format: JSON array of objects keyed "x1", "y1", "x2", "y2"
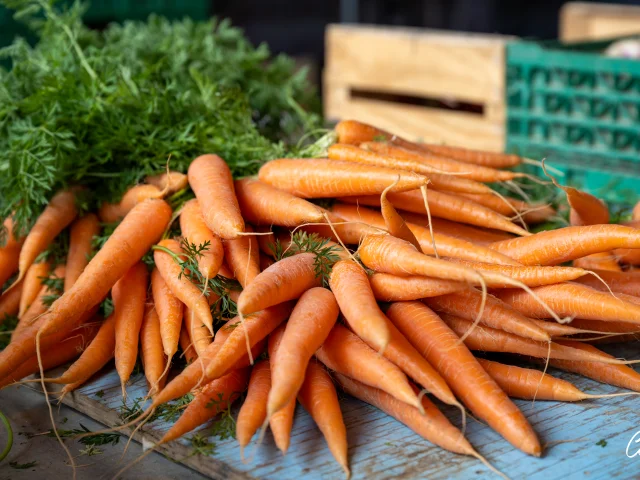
[
  {"x1": 321, "y1": 212, "x2": 358, "y2": 265},
  {"x1": 110, "y1": 443, "x2": 158, "y2": 480},
  {"x1": 523, "y1": 157, "x2": 565, "y2": 177},
  {"x1": 491, "y1": 188, "x2": 528, "y2": 229},
  {"x1": 235, "y1": 231, "x2": 274, "y2": 237},
  {"x1": 585, "y1": 392, "x2": 640, "y2": 400},
  {"x1": 456, "y1": 274, "x2": 487, "y2": 345},
  {"x1": 419, "y1": 184, "x2": 438, "y2": 259},
  {"x1": 74, "y1": 406, "x2": 156, "y2": 441},
  {"x1": 471, "y1": 449, "x2": 511, "y2": 480},
  {"x1": 121, "y1": 413, "x2": 153, "y2": 460},
  {"x1": 533, "y1": 341, "x2": 552, "y2": 405}
]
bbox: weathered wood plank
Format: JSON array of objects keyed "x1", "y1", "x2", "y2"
[
  {"x1": 38, "y1": 341, "x2": 640, "y2": 480},
  {"x1": 560, "y1": 2, "x2": 640, "y2": 41}
]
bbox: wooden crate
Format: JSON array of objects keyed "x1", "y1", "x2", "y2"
[
  {"x1": 323, "y1": 24, "x2": 512, "y2": 152},
  {"x1": 560, "y1": 2, "x2": 640, "y2": 41}
]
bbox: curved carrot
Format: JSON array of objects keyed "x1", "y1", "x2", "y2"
[
  {"x1": 495, "y1": 283, "x2": 640, "y2": 323},
  {"x1": 145, "y1": 171, "x2": 188, "y2": 195},
  {"x1": 339, "y1": 189, "x2": 531, "y2": 236},
  {"x1": 329, "y1": 143, "x2": 495, "y2": 194},
  {"x1": 49, "y1": 313, "x2": 116, "y2": 386},
  {"x1": 267, "y1": 287, "x2": 339, "y2": 417},
  {"x1": 98, "y1": 185, "x2": 165, "y2": 223},
  {"x1": 160, "y1": 368, "x2": 250, "y2": 444},
  {"x1": 425, "y1": 290, "x2": 550, "y2": 342},
  {"x1": 258, "y1": 158, "x2": 427, "y2": 198},
  {"x1": 237, "y1": 253, "x2": 320, "y2": 316},
  {"x1": 386, "y1": 301, "x2": 541, "y2": 456},
  {"x1": 15, "y1": 189, "x2": 78, "y2": 285},
  {"x1": 575, "y1": 268, "x2": 640, "y2": 297},
  {"x1": 38, "y1": 198, "x2": 172, "y2": 339},
  {"x1": 298, "y1": 361, "x2": 349, "y2": 477},
  {"x1": 235, "y1": 178, "x2": 325, "y2": 227},
  {"x1": 188, "y1": 154, "x2": 245, "y2": 240},
  {"x1": 379, "y1": 180, "x2": 421, "y2": 250},
  {"x1": 329, "y1": 260, "x2": 390, "y2": 352},
  {"x1": 113, "y1": 262, "x2": 148, "y2": 390},
  {"x1": 18, "y1": 261, "x2": 50, "y2": 317},
  {"x1": 316, "y1": 324, "x2": 422, "y2": 411},
  {"x1": 179, "y1": 199, "x2": 224, "y2": 279},
  {"x1": 154, "y1": 238, "x2": 213, "y2": 335},
  {"x1": 140, "y1": 302, "x2": 168, "y2": 396},
  {"x1": 65, "y1": 214, "x2": 100, "y2": 291},
  {"x1": 151, "y1": 267, "x2": 184, "y2": 359},
  {"x1": 236, "y1": 360, "x2": 271, "y2": 453},
  {"x1": 268, "y1": 325, "x2": 297, "y2": 454},
  {"x1": 362, "y1": 142, "x2": 521, "y2": 182},
  {"x1": 223, "y1": 225, "x2": 260, "y2": 288},
  {"x1": 491, "y1": 224, "x2": 640, "y2": 266},
  {"x1": 369, "y1": 273, "x2": 466, "y2": 301}
]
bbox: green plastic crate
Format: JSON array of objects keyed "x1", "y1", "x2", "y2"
[{"x1": 506, "y1": 37, "x2": 640, "y2": 200}]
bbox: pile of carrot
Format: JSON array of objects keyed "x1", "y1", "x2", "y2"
[{"x1": 1, "y1": 119, "x2": 640, "y2": 478}]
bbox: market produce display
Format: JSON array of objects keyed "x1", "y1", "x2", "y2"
[{"x1": 2, "y1": 2, "x2": 640, "y2": 479}]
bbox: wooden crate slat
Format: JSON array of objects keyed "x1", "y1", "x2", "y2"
[{"x1": 560, "y1": 2, "x2": 640, "y2": 41}]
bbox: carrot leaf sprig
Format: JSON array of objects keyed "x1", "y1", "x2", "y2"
[
  {"x1": 40, "y1": 273, "x2": 64, "y2": 307},
  {"x1": 155, "y1": 393, "x2": 194, "y2": 423},
  {"x1": 205, "y1": 393, "x2": 237, "y2": 441},
  {"x1": 188, "y1": 433, "x2": 217, "y2": 457},
  {"x1": 273, "y1": 231, "x2": 341, "y2": 287}
]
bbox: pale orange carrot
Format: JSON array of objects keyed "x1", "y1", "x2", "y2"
[
  {"x1": 0, "y1": 244, "x2": 20, "y2": 288},
  {"x1": 268, "y1": 324, "x2": 297, "y2": 454},
  {"x1": 424, "y1": 290, "x2": 550, "y2": 342},
  {"x1": 495, "y1": 283, "x2": 640, "y2": 323},
  {"x1": 339, "y1": 189, "x2": 531, "y2": 236},
  {"x1": 184, "y1": 307, "x2": 212, "y2": 357},
  {"x1": 154, "y1": 238, "x2": 213, "y2": 334},
  {"x1": 491, "y1": 224, "x2": 640, "y2": 266},
  {"x1": 379, "y1": 180, "x2": 421, "y2": 250},
  {"x1": 329, "y1": 143, "x2": 496, "y2": 194},
  {"x1": 399, "y1": 213, "x2": 513, "y2": 244},
  {"x1": 315, "y1": 324, "x2": 422, "y2": 411},
  {"x1": 335, "y1": 119, "x2": 409, "y2": 146},
  {"x1": 573, "y1": 253, "x2": 621, "y2": 272},
  {"x1": 140, "y1": 302, "x2": 168, "y2": 396},
  {"x1": 458, "y1": 193, "x2": 554, "y2": 223},
  {"x1": 386, "y1": 301, "x2": 541, "y2": 456},
  {"x1": 329, "y1": 260, "x2": 390, "y2": 352},
  {"x1": 18, "y1": 261, "x2": 50, "y2": 317},
  {"x1": 113, "y1": 262, "x2": 148, "y2": 391},
  {"x1": 570, "y1": 319, "x2": 640, "y2": 334},
  {"x1": 223, "y1": 225, "x2": 260, "y2": 288},
  {"x1": 235, "y1": 178, "x2": 326, "y2": 227},
  {"x1": 15, "y1": 189, "x2": 78, "y2": 285},
  {"x1": 258, "y1": 158, "x2": 427, "y2": 198},
  {"x1": 369, "y1": 273, "x2": 467, "y2": 301},
  {"x1": 145, "y1": 171, "x2": 188, "y2": 195},
  {"x1": 267, "y1": 288, "x2": 339, "y2": 417},
  {"x1": 48, "y1": 314, "x2": 116, "y2": 386},
  {"x1": 179, "y1": 199, "x2": 224, "y2": 278},
  {"x1": 151, "y1": 267, "x2": 184, "y2": 359},
  {"x1": 237, "y1": 253, "x2": 320, "y2": 316},
  {"x1": 178, "y1": 326, "x2": 198, "y2": 364},
  {"x1": 0, "y1": 280, "x2": 22, "y2": 323},
  {"x1": 188, "y1": 154, "x2": 245, "y2": 240},
  {"x1": 98, "y1": 184, "x2": 165, "y2": 223},
  {"x1": 419, "y1": 144, "x2": 523, "y2": 168},
  {"x1": 528, "y1": 318, "x2": 601, "y2": 338},
  {"x1": 65, "y1": 214, "x2": 100, "y2": 291},
  {"x1": 236, "y1": 360, "x2": 271, "y2": 454},
  {"x1": 301, "y1": 212, "x2": 381, "y2": 245},
  {"x1": 298, "y1": 361, "x2": 349, "y2": 476},
  {"x1": 575, "y1": 268, "x2": 640, "y2": 297}
]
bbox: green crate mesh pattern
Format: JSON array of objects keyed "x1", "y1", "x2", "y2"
[{"x1": 506, "y1": 40, "x2": 640, "y2": 196}]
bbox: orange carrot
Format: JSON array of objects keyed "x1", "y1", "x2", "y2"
[
  {"x1": 184, "y1": 307, "x2": 212, "y2": 357},
  {"x1": 315, "y1": 324, "x2": 422, "y2": 411},
  {"x1": 37, "y1": 199, "x2": 171, "y2": 340},
  {"x1": 145, "y1": 171, "x2": 188, "y2": 195},
  {"x1": 65, "y1": 214, "x2": 100, "y2": 291},
  {"x1": 15, "y1": 189, "x2": 78, "y2": 285},
  {"x1": 0, "y1": 280, "x2": 22, "y2": 323},
  {"x1": 49, "y1": 314, "x2": 116, "y2": 386},
  {"x1": 369, "y1": 273, "x2": 466, "y2": 301},
  {"x1": 205, "y1": 303, "x2": 293, "y2": 380},
  {"x1": 575, "y1": 268, "x2": 640, "y2": 297},
  {"x1": 151, "y1": 267, "x2": 184, "y2": 359},
  {"x1": 258, "y1": 158, "x2": 427, "y2": 198},
  {"x1": 301, "y1": 212, "x2": 380, "y2": 245},
  {"x1": 329, "y1": 260, "x2": 390, "y2": 352},
  {"x1": 528, "y1": 318, "x2": 601, "y2": 338},
  {"x1": 339, "y1": 189, "x2": 531, "y2": 236},
  {"x1": 491, "y1": 224, "x2": 640, "y2": 266},
  {"x1": 1, "y1": 216, "x2": 24, "y2": 250},
  {"x1": 267, "y1": 287, "x2": 339, "y2": 417},
  {"x1": 268, "y1": 324, "x2": 297, "y2": 454},
  {"x1": 154, "y1": 238, "x2": 213, "y2": 334},
  {"x1": 335, "y1": 119, "x2": 403, "y2": 146},
  {"x1": 113, "y1": 262, "x2": 148, "y2": 390},
  {"x1": 179, "y1": 199, "x2": 224, "y2": 279},
  {"x1": 298, "y1": 361, "x2": 349, "y2": 476},
  {"x1": 425, "y1": 290, "x2": 550, "y2": 342},
  {"x1": 140, "y1": 302, "x2": 168, "y2": 396},
  {"x1": 188, "y1": 154, "x2": 245, "y2": 240},
  {"x1": 572, "y1": 252, "x2": 621, "y2": 272},
  {"x1": 329, "y1": 143, "x2": 495, "y2": 194},
  {"x1": 546, "y1": 174, "x2": 609, "y2": 226},
  {"x1": 386, "y1": 301, "x2": 541, "y2": 456},
  {"x1": 379, "y1": 181, "x2": 421, "y2": 250},
  {"x1": 0, "y1": 244, "x2": 20, "y2": 288},
  {"x1": 362, "y1": 141, "x2": 521, "y2": 182},
  {"x1": 235, "y1": 178, "x2": 326, "y2": 227},
  {"x1": 420, "y1": 144, "x2": 523, "y2": 169},
  {"x1": 237, "y1": 253, "x2": 320, "y2": 316},
  {"x1": 98, "y1": 184, "x2": 165, "y2": 223},
  {"x1": 236, "y1": 359, "x2": 271, "y2": 454},
  {"x1": 18, "y1": 261, "x2": 50, "y2": 317},
  {"x1": 615, "y1": 248, "x2": 640, "y2": 266},
  {"x1": 399, "y1": 213, "x2": 513, "y2": 244},
  {"x1": 178, "y1": 326, "x2": 198, "y2": 364},
  {"x1": 495, "y1": 283, "x2": 640, "y2": 323},
  {"x1": 223, "y1": 225, "x2": 260, "y2": 288},
  {"x1": 160, "y1": 368, "x2": 250, "y2": 444}
]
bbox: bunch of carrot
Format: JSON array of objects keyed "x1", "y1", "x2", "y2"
[{"x1": 1, "y1": 118, "x2": 640, "y2": 478}]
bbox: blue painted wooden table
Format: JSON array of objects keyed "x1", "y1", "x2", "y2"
[{"x1": 48, "y1": 342, "x2": 640, "y2": 480}]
